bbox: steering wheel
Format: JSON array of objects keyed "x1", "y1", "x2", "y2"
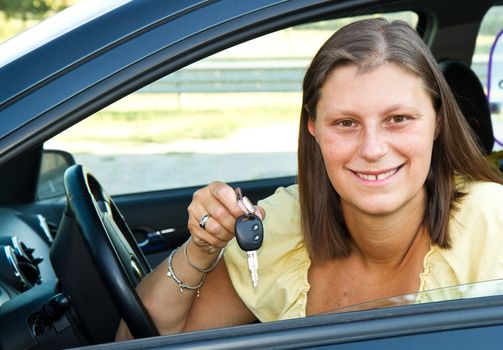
[{"x1": 53, "y1": 164, "x2": 159, "y2": 340}]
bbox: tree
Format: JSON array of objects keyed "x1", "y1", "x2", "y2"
[{"x1": 0, "y1": 0, "x2": 70, "y2": 21}]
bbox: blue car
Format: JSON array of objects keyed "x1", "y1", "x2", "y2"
[{"x1": 0, "y1": 0, "x2": 502, "y2": 349}]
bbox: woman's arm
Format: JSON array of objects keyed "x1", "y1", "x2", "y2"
[{"x1": 116, "y1": 181, "x2": 262, "y2": 339}]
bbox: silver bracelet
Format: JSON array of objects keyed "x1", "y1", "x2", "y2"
[
  {"x1": 184, "y1": 237, "x2": 224, "y2": 273},
  {"x1": 166, "y1": 247, "x2": 206, "y2": 298}
]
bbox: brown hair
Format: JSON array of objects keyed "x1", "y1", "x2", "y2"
[{"x1": 298, "y1": 18, "x2": 503, "y2": 263}]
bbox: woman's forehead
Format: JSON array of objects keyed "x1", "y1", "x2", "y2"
[
  {"x1": 319, "y1": 63, "x2": 436, "y2": 111},
  {"x1": 323, "y1": 64, "x2": 427, "y2": 99}
]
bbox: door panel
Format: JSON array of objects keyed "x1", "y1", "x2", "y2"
[{"x1": 114, "y1": 176, "x2": 296, "y2": 266}]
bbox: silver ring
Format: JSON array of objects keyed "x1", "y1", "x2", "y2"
[
  {"x1": 207, "y1": 245, "x2": 218, "y2": 254},
  {"x1": 199, "y1": 214, "x2": 210, "y2": 229}
]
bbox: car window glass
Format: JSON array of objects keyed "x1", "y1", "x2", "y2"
[
  {"x1": 319, "y1": 278, "x2": 503, "y2": 315},
  {"x1": 44, "y1": 12, "x2": 417, "y2": 196},
  {"x1": 472, "y1": 6, "x2": 503, "y2": 151}
]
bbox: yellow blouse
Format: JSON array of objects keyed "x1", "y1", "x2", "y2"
[{"x1": 224, "y1": 181, "x2": 503, "y2": 321}]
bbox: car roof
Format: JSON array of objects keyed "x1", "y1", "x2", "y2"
[
  {"x1": 0, "y1": 0, "x2": 130, "y2": 68},
  {"x1": 0, "y1": 0, "x2": 210, "y2": 107}
]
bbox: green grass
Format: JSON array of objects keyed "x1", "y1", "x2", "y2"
[{"x1": 57, "y1": 106, "x2": 299, "y2": 145}]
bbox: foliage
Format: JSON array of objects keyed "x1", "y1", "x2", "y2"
[{"x1": 0, "y1": 0, "x2": 72, "y2": 20}]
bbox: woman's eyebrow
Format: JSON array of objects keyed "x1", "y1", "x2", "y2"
[
  {"x1": 324, "y1": 104, "x2": 417, "y2": 119},
  {"x1": 380, "y1": 103, "x2": 418, "y2": 115}
]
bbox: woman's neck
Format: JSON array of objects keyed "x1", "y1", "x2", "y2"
[{"x1": 342, "y1": 189, "x2": 428, "y2": 271}]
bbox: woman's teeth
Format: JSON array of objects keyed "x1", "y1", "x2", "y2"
[{"x1": 357, "y1": 168, "x2": 398, "y2": 181}]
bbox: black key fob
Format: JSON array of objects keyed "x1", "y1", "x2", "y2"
[{"x1": 235, "y1": 213, "x2": 263, "y2": 251}]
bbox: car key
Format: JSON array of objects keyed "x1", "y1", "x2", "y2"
[{"x1": 235, "y1": 188, "x2": 263, "y2": 288}]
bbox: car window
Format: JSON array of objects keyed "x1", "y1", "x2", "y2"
[
  {"x1": 319, "y1": 278, "x2": 503, "y2": 315},
  {"x1": 44, "y1": 12, "x2": 417, "y2": 196},
  {"x1": 472, "y1": 5, "x2": 503, "y2": 151}
]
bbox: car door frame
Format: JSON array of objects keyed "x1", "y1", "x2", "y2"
[{"x1": 78, "y1": 294, "x2": 503, "y2": 349}]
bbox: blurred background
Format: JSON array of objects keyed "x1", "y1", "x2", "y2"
[{"x1": 0, "y1": 0, "x2": 79, "y2": 41}]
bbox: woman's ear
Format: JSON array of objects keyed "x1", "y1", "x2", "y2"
[
  {"x1": 307, "y1": 118, "x2": 316, "y2": 137},
  {"x1": 305, "y1": 105, "x2": 317, "y2": 138}
]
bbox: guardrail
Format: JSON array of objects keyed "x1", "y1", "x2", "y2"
[
  {"x1": 141, "y1": 59, "x2": 308, "y2": 94},
  {"x1": 140, "y1": 59, "x2": 489, "y2": 94}
]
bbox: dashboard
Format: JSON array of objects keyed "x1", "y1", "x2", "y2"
[{"x1": 0, "y1": 209, "x2": 56, "y2": 307}]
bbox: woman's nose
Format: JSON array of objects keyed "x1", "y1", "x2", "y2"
[{"x1": 359, "y1": 128, "x2": 389, "y2": 161}]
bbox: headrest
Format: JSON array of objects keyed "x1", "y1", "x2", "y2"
[{"x1": 439, "y1": 59, "x2": 494, "y2": 155}]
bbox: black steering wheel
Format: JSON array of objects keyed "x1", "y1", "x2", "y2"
[{"x1": 51, "y1": 164, "x2": 159, "y2": 341}]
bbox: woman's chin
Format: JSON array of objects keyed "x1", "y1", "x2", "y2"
[{"x1": 346, "y1": 197, "x2": 403, "y2": 217}]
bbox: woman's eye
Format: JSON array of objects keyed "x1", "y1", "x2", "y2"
[
  {"x1": 336, "y1": 119, "x2": 356, "y2": 128},
  {"x1": 388, "y1": 115, "x2": 409, "y2": 124}
]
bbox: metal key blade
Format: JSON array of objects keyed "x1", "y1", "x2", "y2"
[{"x1": 247, "y1": 251, "x2": 258, "y2": 288}]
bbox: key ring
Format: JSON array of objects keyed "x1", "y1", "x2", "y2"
[{"x1": 235, "y1": 188, "x2": 255, "y2": 214}]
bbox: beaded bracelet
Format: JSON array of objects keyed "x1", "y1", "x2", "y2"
[
  {"x1": 166, "y1": 247, "x2": 206, "y2": 298},
  {"x1": 183, "y1": 237, "x2": 224, "y2": 273}
]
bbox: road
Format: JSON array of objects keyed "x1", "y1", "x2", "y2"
[
  {"x1": 68, "y1": 125, "x2": 299, "y2": 195},
  {"x1": 75, "y1": 152, "x2": 297, "y2": 195}
]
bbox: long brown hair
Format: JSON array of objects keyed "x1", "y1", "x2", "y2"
[{"x1": 298, "y1": 18, "x2": 502, "y2": 263}]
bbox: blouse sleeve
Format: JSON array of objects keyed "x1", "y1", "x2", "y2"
[{"x1": 224, "y1": 185, "x2": 311, "y2": 321}]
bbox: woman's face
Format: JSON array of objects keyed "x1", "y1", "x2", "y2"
[{"x1": 308, "y1": 63, "x2": 438, "y2": 216}]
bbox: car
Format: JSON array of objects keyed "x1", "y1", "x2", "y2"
[{"x1": 0, "y1": 0, "x2": 502, "y2": 349}]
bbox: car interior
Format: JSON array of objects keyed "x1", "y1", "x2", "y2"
[
  {"x1": 439, "y1": 59, "x2": 495, "y2": 156},
  {"x1": 0, "y1": 0, "x2": 502, "y2": 349}
]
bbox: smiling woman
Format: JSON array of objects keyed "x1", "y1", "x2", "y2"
[{"x1": 116, "y1": 17, "x2": 503, "y2": 339}]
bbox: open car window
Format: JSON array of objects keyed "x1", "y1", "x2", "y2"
[
  {"x1": 43, "y1": 11, "x2": 418, "y2": 197},
  {"x1": 34, "y1": 3, "x2": 503, "y2": 334}
]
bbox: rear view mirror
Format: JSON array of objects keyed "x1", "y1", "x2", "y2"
[{"x1": 37, "y1": 149, "x2": 76, "y2": 200}]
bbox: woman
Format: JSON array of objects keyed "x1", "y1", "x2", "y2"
[{"x1": 117, "y1": 18, "x2": 503, "y2": 338}]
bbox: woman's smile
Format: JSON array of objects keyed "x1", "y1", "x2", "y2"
[{"x1": 350, "y1": 164, "x2": 404, "y2": 184}]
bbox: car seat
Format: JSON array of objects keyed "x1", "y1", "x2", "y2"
[{"x1": 438, "y1": 59, "x2": 494, "y2": 155}]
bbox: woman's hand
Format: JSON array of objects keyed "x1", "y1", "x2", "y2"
[{"x1": 187, "y1": 181, "x2": 264, "y2": 256}]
